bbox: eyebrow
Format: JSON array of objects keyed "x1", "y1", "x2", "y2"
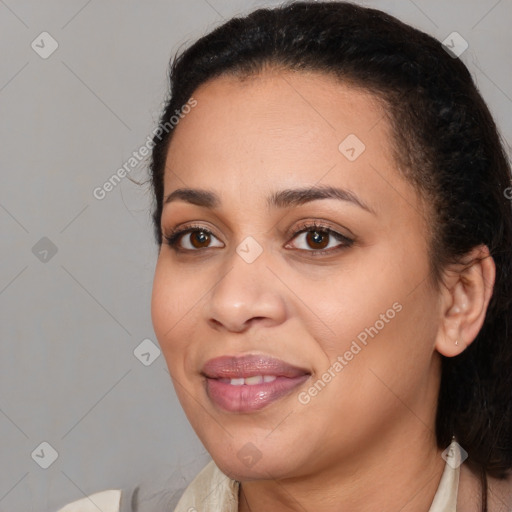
[{"x1": 163, "y1": 185, "x2": 375, "y2": 214}]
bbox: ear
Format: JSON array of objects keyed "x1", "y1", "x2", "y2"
[{"x1": 434, "y1": 244, "x2": 496, "y2": 357}]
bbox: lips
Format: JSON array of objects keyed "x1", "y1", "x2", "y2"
[
  {"x1": 202, "y1": 354, "x2": 309, "y2": 379},
  {"x1": 201, "y1": 354, "x2": 310, "y2": 412}
]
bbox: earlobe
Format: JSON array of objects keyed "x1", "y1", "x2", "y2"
[{"x1": 434, "y1": 245, "x2": 495, "y2": 358}]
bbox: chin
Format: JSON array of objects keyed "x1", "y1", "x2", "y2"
[{"x1": 207, "y1": 441, "x2": 304, "y2": 482}]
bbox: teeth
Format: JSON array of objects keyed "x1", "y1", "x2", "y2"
[
  {"x1": 227, "y1": 375, "x2": 278, "y2": 385},
  {"x1": 244, "y1": 375, "x2": 263, "y2": 385}
]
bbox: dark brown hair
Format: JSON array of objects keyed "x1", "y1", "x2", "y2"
[{"x1": 149, "y1": 2, "x2": 512, "y2": 509}]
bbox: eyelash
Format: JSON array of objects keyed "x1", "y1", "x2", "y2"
[{"x1": 163, "y1": 221, "x2": 354, "y2": 257}]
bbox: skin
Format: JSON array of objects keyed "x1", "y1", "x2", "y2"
[{"x1": 151, "y1": 69, "x2": 497, "y2": 511}]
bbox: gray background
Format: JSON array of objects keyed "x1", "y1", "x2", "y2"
[{"x1": 1, "y1": 0, "x2": 511, "y2": 510}]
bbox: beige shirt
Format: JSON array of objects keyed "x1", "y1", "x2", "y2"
[{"x1": 57, "y1": 439, "x2": 461, "y2": 512}]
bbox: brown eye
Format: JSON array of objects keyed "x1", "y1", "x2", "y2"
[
  {"x1": 189, "y1": 230, "x2": 211, "y2": 248},
  {"x1": 164, "y1": 226, "x2": 224, "y2": 251},
  {"x1": 287, "y1": 223, "x2": 354, "y2": 255},
  {"x1": 305, "y1": 230, "x2": 330, "y2": 250}
]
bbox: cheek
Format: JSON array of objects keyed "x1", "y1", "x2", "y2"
[
  {"x1": 151, "y1": 259, "x2": 194, "y2": 368},
  {"x1": 151, "y1": 272, "x2": 202, "y2": 420},
  {"x1": 305, "y1": 244, "x2": 437, "y2": 383},
  {"x1": 334, "y1": 286, "x2": 438, "y2": 407},
  {"x1": 295, "y1": 262, "x2": 404, "y2": 355},
  {"x1": 301, "y1": 296, "x2": 438, "y2": 447}
]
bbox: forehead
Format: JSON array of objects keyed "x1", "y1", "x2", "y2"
[
  {"x1": 163, "y1": 70, "x2": 418, "y2": 218},
  {"x1": 167, "y1": 69, "x2": 390, "y2": 160}
]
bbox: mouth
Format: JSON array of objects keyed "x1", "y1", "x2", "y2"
[{"x1": 201, "y1": 354, "x2": 311, "y2": 413}]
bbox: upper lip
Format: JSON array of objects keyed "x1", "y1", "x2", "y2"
[{"x1": 201, "y1": 354, "x2": 310, "y2": 379}]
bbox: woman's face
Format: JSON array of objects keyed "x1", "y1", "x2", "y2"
[{"x1": 151, "y1": 70, "x2": 443, "y2": 480}]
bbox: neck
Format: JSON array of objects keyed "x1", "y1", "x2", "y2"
[{"x1": 238, "y1": 430, "x2": 446, "y2": 512}]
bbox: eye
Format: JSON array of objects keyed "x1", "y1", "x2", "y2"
[
  {"x1": 163, "y1": 221, "x2": 354, "y2": 256},
  {"x1": 164, "y1": 225, "x2": 224, "y2": 251},
  {"x1": 286, "y1": 222, "x2": 354, "y2": 255}
]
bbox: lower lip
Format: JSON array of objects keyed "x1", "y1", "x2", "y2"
[{"x1": 205, "y1": 375, "x2": 310, "y2": 413}]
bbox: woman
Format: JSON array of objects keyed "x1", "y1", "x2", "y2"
[{"x1": 58, "y1": 1, "x2": 512, "y2": 510}]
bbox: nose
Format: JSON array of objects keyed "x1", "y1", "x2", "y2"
[{"x1": 205, "y1": 246, "x2": 287, "y2": 333}]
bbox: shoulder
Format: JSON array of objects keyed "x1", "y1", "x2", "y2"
[
  {"x1": 56, "y1": 490, "x2": 121, "y2": 512},
  {"x1": 56, "y1": 456, "x2": 212, "y2": 512}
]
